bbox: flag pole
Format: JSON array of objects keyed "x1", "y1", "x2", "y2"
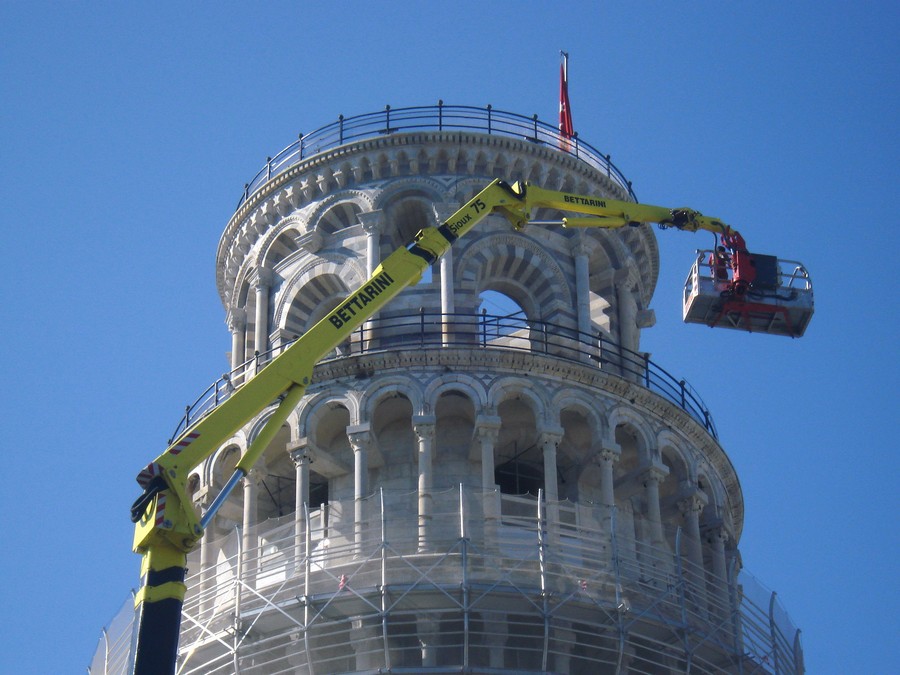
[{"x1": 559, "y1": 51, "x2": 574, "y2": 150}]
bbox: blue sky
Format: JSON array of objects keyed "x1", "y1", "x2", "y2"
[{"x1": 1, "y1": 2, "x2": 896, "y2": 673}]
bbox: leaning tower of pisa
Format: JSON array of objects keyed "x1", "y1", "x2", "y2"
[{"x1": 91, "y1": 105, "x2": 803, "y2": 674}]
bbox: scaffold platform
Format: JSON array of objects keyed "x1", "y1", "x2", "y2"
[{"x1": 683, "y1": 251, "x2": 814, "y2": 337}]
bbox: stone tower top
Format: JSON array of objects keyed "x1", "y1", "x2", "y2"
[{"x1": 215, "y1": 105, "x2": 660, "y2": 357}]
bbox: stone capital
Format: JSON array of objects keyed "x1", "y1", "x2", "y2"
[
  {"x1": 350, "y1": 616, "x2": 380, "y2": 645},
  {"x1": 357, "y1": 210, "x2": 385, "y2": 235},
  {"x1": 254, "y1": 267, "x2": 274, "y2": 290},
  {"x1": 346, "y1": 423, "x2": 374, "y2": 452},
  {"x1": 538, "y1": 425, "x2": 565, "y2": 448},
  {"x1": 703, "y1": 521, "x2": 729, "y2": 545},
  {"x1": 287, "y1": 439, "x2": 312, "y2": 466},
  {"x1": 613, "y1": 266, "x2": 636, "y2": 290},
  {"x1": 640, "y1": 462, "x2": 669, "y2": 486},
  {"x1": 417, "y1": 614, "x2": 440, "y2": 642},
  {"x1": 412, "y1": 415, "x2": 436, "y2": 442},
  {"x1": 192, "y1": 485, "x2": 212, "y2": 508},
  {"x1": 226, "y1": 306, "x2": 247, "y2": 332},
  {"x1": 244, "y1": 466, "x2": 265, "y2": 486},
  {"x1": 570, "y1": 231, "x2": 593, "y2": 258},
  {"x1": 596, "y1": 443, "x2": 622, "y2": 464},
  {"x1": 474, "y1": 414, "x2": 501, "y2": 440},
  {"x1": 678, "y1": 490, "x2": 708, "y2": 515},
  {"x1": 636, "y1": 308, "x2": 656, "y2": 328}
]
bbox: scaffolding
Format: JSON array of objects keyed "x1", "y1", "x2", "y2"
[{"x1": 91, "y1": 486, "x2": 802, "y2": 674}]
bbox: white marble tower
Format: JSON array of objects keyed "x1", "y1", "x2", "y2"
[{"x1": 90, "y1": 105, "x2": 803, "y2": 675}]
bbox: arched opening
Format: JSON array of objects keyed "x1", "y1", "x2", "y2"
[
  {"x1": 308, "y1": 471, "x2": 328, "y2": 511},
  {"x1": 265, "y1": 229, "x2": 302, "y2": 268},
  {"x1": 612, "y1": 424, "x2": 643, "y2": 557},
  {"x1": 460, "y1": 235, "x2": 575, "y2": 355},
  {"x1": 495, "y1": 450, "x2": 543, "y2": 496},
  {"x1": 283, "y1": 273, "x2": 354, "y2": 356},
  {"x1": 613, "y1": 425, "x2": 641, "y2": 478},
  {"x1": 318, "y1": 201, "x2": 361, "y2": 235},
  {"x1": 478, "y1": 289, "x2": 524, "y2": 318},
  {"x1": 434, "y1": 390, "x2": 476, "y2": 488},
  {"x1": 495, "y1": 399, "x2": 541, "y2": 497},
  {"x1": 313, "y1": 404, "x2": 352, "y2": 474},
  {"x1": 187, "y1": 473, "x2": 200, "y2": 499},
  {"x1": 214, "y1": 445, "x2": 241, "y2": 490},
  {"x1": 384, "y1": 195, "x2": 434, "y2": 248},
  {"x1": 383, "y1": 194, "x2": 437, "y2": 286},
  {"x1": 558, "y1": 409, "x2": 592, "y2": 502},
  {"x1": 372, "y1": 393, "x2": 415, "y2": 486},
  {"x1": 254, "y1": 424, "x2": 294, "y2": 521},
  {"x1": 660, "y1": 447, "x2": 689, "y2": 550},
  {"x1": 478, "y1": 290, "x2": 527, "y2": 348}
]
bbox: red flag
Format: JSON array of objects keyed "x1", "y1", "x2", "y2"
[{"x1": 559, "y1": 51, "x2": 574, "y2": 144}]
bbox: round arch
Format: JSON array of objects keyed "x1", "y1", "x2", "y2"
[
  {"x1": 297, "y1": 389, "x2": 362, "y2": 441},
  {"x1": 363, "y1": 376, "x2": 426, "y2": 420},
  {"x1": 552, "y1": 392, "x2": 606, "y2": 437},
  {"x1": 456, "y1": 232, "x2": 573, "y2": 320},
  {"x1": 306, "y1": 190, "x2": 375, "y2": 237},
  {"x1": 257, "y1": 214, "x2": 306, "y2": 269},
  {"x1": 607, "y1": 405, "x2": 655, "y2": 465},
  {"x1": 207, "y1": 437, "x2": 247, "y2": 490},
  {"x1": 275, "y1": 258, "x2": 364, "y2": 338},
  {"x1": 423, "y1": 374, "x2": 487, "y2": 412},
  {"x1": 657, "y1": 430, "x2": 691, "y2": 481}
]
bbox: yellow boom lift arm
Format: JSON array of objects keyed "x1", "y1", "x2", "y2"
[{"x1": 128, "y1": 180, "x2": 810, "y2": 674}]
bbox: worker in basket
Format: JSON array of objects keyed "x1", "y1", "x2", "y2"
[{"x1": 709, "y1": 246, "x2": 731, "y2": 289}]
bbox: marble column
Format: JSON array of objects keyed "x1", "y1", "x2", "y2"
[
  {"x1": 358, "y1": 210, "x2": 385, "y2": 349},
  {"x1": 347, "y1": 424, "x2": 374, "y2": 552},
  {"x1": 706, "y1": 522, "x2": 730, "y2": 617},
  {"x1": 288, "y1": 441, "x2": 311, "y2": 568},
  {"x1": 475, "y1": 415, "x2": 502, "y2": 537},
  {"x1": 358, "y1": 210, "x2": 385, "y2": 277},
  {"x1": 679, "y1": 492, "x2": 709, "y2": 610},
  {"x1": 226, "y1": 306, "x2": 247, "y2": 376},
  {"x1": 434, "y1": 204, "x2": 458, "y2": 345},
  {"x1": 597, "y1": 443, "x2": 621, "y2": 509},
  {"x1": 241, "y1": 466, "x2": 263, "y2": 590},
  {"x1": 196, "y1": 491, "x2": 216, "y2": 617},
  {"x1": 253, "y1": 268, "x2": 274, "y2": 371},
  {"x1": 680, "y1": 493, "x2": 707, "y2": 568},
  {"x1": 413, "y1": 416, "x2": 436, "y2": 551},
  {"x1": 553, "y1": 621, "x2": 577, "y2": 674},
  {"x1": 614, "y1": 267, "x2": 638, "y2": 375},
  {"x1": 540, "y1": 427, "x2": 564, "y2": 546},
  {"x1": 483, "y1": 612, "x2": 508, "y2": 669},
  {"x1": 641, "y1": 464, "x2": 668, "y2": 545}
]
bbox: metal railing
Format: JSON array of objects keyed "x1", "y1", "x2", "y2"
[
  {"x1": 168, "y1": 311, "x2": 717, "y2": 445},
  {"x1": 234, "y1": 103, "x2": 636, "y2": 210}
]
